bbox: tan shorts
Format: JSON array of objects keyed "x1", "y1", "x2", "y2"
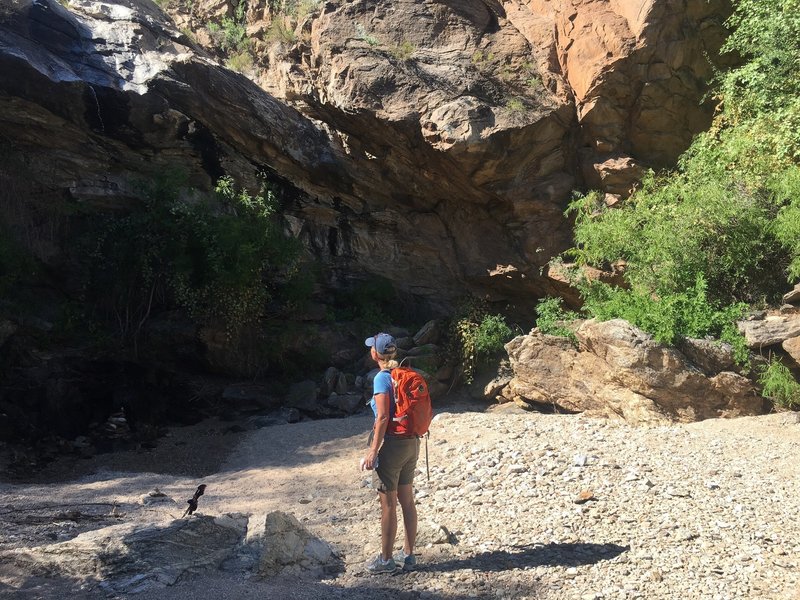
[{"x1": 373, "y1": 436, "x2": 420, "y2": 493}]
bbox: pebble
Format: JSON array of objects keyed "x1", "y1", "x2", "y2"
[
  {"x1": 3, "y1": 410, "x2": 798, "y2": 600},
  {"x1": 344, "y1": 410, "x2": 800, "y2": 600}
]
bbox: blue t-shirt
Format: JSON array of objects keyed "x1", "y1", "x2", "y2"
[{"x1": 369, "y1": 370, "x2": 395, "y2": 420}]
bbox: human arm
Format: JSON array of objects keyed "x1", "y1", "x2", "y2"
[{"x1": 363, "y1": 390, "x2": 390, "y2": 470}]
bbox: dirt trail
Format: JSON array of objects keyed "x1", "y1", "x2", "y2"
[{"x1": 2, "y1": 398, "x2": 799, "y2": 600}]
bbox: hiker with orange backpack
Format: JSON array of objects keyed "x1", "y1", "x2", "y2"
[{"x1": 361, "y1": 332, "x2": 432, "y2": 574}]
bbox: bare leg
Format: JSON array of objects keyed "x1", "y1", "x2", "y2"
[
  {"x1": 397, "y1": 483, "x2": 417, "y2": 555},
  {"x1": 378, "y1": 491, "x2": 398, "y2": 560}
]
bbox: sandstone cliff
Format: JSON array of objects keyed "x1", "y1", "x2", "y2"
[{"x1": 0, "y1": 0, "x2": 731, "y2": 309}]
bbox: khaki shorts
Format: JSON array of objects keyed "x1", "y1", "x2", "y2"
[{"x1": 373, "y1": 436, "x2": 420, "y2": 493}]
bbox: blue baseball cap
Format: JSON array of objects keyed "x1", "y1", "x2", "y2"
[{"x1": 365, "y1": 332, "x2": 397, "y2": 355}]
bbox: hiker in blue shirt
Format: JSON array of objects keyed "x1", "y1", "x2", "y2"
[{"x1": 362, "y1": 332, "x2": 420, "y2": 574}]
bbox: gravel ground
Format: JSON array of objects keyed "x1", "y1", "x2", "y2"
[{"x1": 1, "y1": 397, "x2": 799, "y2": 600}]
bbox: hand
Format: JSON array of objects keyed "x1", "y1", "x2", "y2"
[{"x1": 362, "y1": 449, "x2": 378, "y2": 471}]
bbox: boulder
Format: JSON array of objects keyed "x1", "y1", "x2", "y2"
[
  {"x1": 322, "y1": 367, "x2": 340, "y2": 395},
  {"x1": 505, "y1": 319, "x2": 769, "y2": 424},
  {"x1": 331, "y1": 393, "x2": 364, "y2": 414},
  {"x1": 248, "y1": 511, "x2": 343, "y2": 579},
  {"x1": 334, "y1": 372, "x2": 349, "y2": 395},
  {"x1": 468, "y1": 359, "x2": 514, "y2": 402},
  {"x1": 676, "y1": 338, "x2": 738, "y2": 376},
  {"x1": 413, "y1": 320, "x2": 442, "y2": 346},
  {"x1": 395, "y1": 336, "x2": 415, "y2": 350},
  {"x1": 783, "y1": 283, "x2": 800, "y2": 305},
  {"x1": 782, "y1": 337, "x2": 800, "y2": 368},
  {"x1": 737, "y1": 315, "x2": 800, "y2": 348}
]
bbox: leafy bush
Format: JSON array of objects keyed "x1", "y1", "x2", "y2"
[
  {"x1": 266, "y1": 0, "x2": 321, "y2": 23},
  {"x1": 561, "y1": 0, "x2": 800, "y2": 369},
  {"x1": 505, "y1": 98, "x2": 525, "y2": 112},
  {"x1": 567, "y1": 180, "x2": 787, "y2": 306},
  {"x1": 294, "y1": 0, "x2": 322, "y2": 20},
  {"x1": 389, "y1": 40, "x2": 415, "y2": 62},
  {"x1": 220, "y1": 16, "x2": 249, "y2": 53},
  {"x1": 355, "y1": 23, "x2": 379, "y2": 47},
  {"x1": 265, "y1": 18, "x2": 298, "y2": 45},
  {"x1": 447, "y1": 299, "x2": 514, "y2": 384},
  {"x1": 474, "y1": 314, "x2": 514, "y2": 358},
  {"x1": 226, "y1": 51, "x2": 253, "y2": 73},
  {"x1": 535, "y1": 297, "x2": 578, "y2": 341},
  {"x1": 84, "y1": 174, "x2": 304, "y2": 346},
  {"x1": 771, "y1": 168, "x2": 800, "y2": 279},
  {"x1": 580, "y1": 275, "x2": 749, "y2": 361},
  {"x1": 208, "y1": 2, "x2": 251, "y2": 56},
  {"x1": 719, "y1": 0, "x2": 800, "y2": 147},
  {"x1": 758, "y1": 357, "x2": 800, "y2": 408}
]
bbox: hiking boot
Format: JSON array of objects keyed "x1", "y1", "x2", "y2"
[
  {"x1": 366, "y1": 555, "x2": 397, "y2": 574},
  {"x1": 393, "y1": 551, "x2": 417, "y2": 571}
]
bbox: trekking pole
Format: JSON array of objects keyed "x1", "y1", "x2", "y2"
[{"x1": 425, "y1": 431, "x2": 430, "y2": 481}]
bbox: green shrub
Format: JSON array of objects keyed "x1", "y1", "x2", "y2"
[
  {"x1": 505, "y1": 98, "x2": 525, "y2": 112},
  {"x1": 389, "y1": 40, "x2": 415, "y2": 62},
  {"x1": 558, "y1": 0, "x2": 800, "y2": 364},
  {"x1": 719, "y1": 0, "x2": 800, "y2": 141},
  {"x1": 355, "y1": 23, "x2": 379, "y2": 47},
  {"x1": 535, "y1": 297, "x2": 578, "y2": 341},
  {"x1": 83, "y1": 173, "x2": 304, "y2": 345},
  {"x1": 226, "y1": 50, "x2": 253, "y2": 72},
  {"x1": 265, "y1": 19, "x2": 297, "y2": 45},
  {"x1": 526, "y1": 76, "x2": 541, "y2": 89},
  {"x1": 771, "y1": 167, "x2": 800, "y2": 278},
  {"x1": 758, "y1": 357, "x2": 800, "y2": 408},
  {"x1": 474, "y1": 314, "x2": 513, "y2": 358},
  {"x1": 295, "y1": 0, "x2": 322, "y2": 20},
  {"x1": 208, "y1": 1, "x2": 251, "y2": 54},
  {"x1": 579, "y1": 274, "x2": 748, "y2": 360},
  {"x1": 447, "y1": 299, "x2": 514, "y2": 384},
  {"x1": 567, "y1": 177, "x2": 787, "y2": 306},
  {"x1": 220, "y1": 16, "x2": 249, "y2": 52}
]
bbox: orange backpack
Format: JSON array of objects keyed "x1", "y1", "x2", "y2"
[{"x1": 390, "y1": 367, "x2": 433, "y2": 437}]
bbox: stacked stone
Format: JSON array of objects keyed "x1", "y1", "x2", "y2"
[{"x1": 283, "y1": 320, "x2": 451, "y2": 420}]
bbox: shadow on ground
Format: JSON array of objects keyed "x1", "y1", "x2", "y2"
[{"x1": 426, "y1": 542, "x2": 629, "y2": 572}]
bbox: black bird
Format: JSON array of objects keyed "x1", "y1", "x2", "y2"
[{"x1": 182, "y1": 484, "x2": 207, "y2": 517}]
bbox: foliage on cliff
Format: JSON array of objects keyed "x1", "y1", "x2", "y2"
[
  {"x1": 83, "y1": 174, "x2": 304, "y2": 346},
  {"x1": 564, "y1": 0, "x2": 800, "y2": 355}
]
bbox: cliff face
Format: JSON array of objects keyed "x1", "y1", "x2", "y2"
[{"x1": 0, "y1": 0, "x2": 730, "y2": 310}]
